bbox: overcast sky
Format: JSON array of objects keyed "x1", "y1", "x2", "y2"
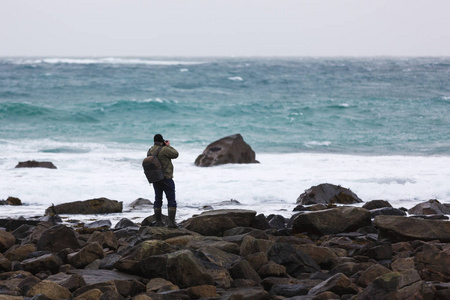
[{"x1": 1, "y1": 0, "x2": 449, "y2": 57}]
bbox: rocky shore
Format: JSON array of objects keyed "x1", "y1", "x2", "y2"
[{"x1": 0, "y1": 190, "x2": 449, "y2": 299}]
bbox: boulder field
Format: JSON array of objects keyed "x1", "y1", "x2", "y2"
[{"x1": 0, "y1": 200, "x2": 449, "y2": 299}]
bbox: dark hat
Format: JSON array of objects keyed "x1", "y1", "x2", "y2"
[{"x1": 154, "y1": 134, "x2": 164, "y2": 143}]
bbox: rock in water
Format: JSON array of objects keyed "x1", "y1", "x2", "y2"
[
  {"x1": 296, "y1": 183, "x2": 363, "y2": 205},
  {"x1": 195, "y1": 134, "x2": 259, "y2": 167},
  {"x1": 45, "y1": 197, "x2": 123, "y2": 215},
  {"x1": 15, "y1": 160, "x2": 57, "y2": 169}
]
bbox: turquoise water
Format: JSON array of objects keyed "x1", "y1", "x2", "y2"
[{"x1": 1, "y1": 57, "x2": 449, "y2": 155}]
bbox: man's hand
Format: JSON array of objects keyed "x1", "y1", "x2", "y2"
[{"x1": 165, "y1": 140, "x2": 171, "y2": 147}]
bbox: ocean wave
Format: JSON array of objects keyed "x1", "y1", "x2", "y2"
[
  {"x1": 10, "y1": 57, "x2": 206, "y2": 66},
  {"x1": 305, "y1": 141, "x2": 332, "y2": 148},
  {"x1": 228, "y1": 76, "x2": 244, "y2": 81}
]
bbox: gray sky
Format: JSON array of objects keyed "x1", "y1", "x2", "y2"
[{"x1": 1, "y1": 0, "x2": 449, "y2": 57}]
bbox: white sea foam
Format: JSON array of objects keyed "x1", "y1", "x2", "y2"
[
  {"x1": 1, "y1": 140, "x2": 450, "y2": 226},
  {"x1": 305, "y1": 141, "x2": 332, "y2": 147},
  {"x1": 228, "y1": 76, "x2": 243, "y2": 81},
  {"x1": 13, "y1": 57, "x2": 205, "y2": 66}
]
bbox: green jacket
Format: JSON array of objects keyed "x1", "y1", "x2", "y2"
[{"x1": 147, "y1": 143, "x2": 179, "y2": 179}]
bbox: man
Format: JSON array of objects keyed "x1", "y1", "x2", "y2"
[{"x1": 147, "y1": 134, "x2": 179, "y2": 228}]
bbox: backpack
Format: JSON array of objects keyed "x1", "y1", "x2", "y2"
[{"x1": 142, "y1": 146, "x2": 165, "y2": 183}]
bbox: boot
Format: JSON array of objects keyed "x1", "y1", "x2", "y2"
[
  {"x1": 167, "y1": 207, "x2": 178, "y2": 228},
  {"x1": 154, "y1": 208, "x2": 164, "y2": 227}
]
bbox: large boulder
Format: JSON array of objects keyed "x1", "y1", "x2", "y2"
[
  {"x1": 16, "y1": 160, "x2": 57, "y2": 169},
  {"x1": 297, "y1": 183, "x2": 363, "y2": 205},
  {"x1": 408, "y1": 199, "x2": 450, "y2": 216},
  {"x1": 166, "y1": 250, "x2": 215, "y2": 288},
  {"x1": 67, "y1": 242, "x2": 104, "y2": 269},
  {"x1": 45, "y1": 197, "x2": 122, "y2": 215},
  {"x1": 292, "y1": 206, "x2": 371, "y2": 236},
  {"x1": 194, "y1": 134, "x2": 259, "y2": 167},
  {"x1": 182, "y1": 209, "x2": 257, "y2": 236},
  {"x1": 374, "y1": 215, "x2": 450, "y2": 242},
  {"x1": 0, "y1": 230, "x2": 15, "y2": 252},
  {"x1": 37, "y1": 224, "x2": 81, "y2": 252},
  {"x1": 27, "y1": 280, "x2": 71, "y2": 299},
  {"x1": 267, "y1": 242, "x2": 320, "y2": 277}
]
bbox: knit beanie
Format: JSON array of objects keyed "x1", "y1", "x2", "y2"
[{"x1": 154, "y1": 134, "x2": 164, "y2": 143}]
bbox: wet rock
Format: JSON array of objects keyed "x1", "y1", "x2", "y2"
[
  {"x1": 5, "y1": 244, "x2": 37, "y2": 261},
  {"x1": 297, "y1": 183, "x2": 363, "y2": 205},
  {"x1": 27, "y1": 280, "x2": 71, "y2": 299},
  {"x1": 182, "y1": 209, "x2": 257, "y2": 236},
  {"x1": 166, "y1": 249, "x2": 215, "y2": 288},
  {"x1": 357, "y1": 264, "x2": 391, "y2": 287},
  {"x1": 292, "y1": 207, "x2": 371, "y2": 236},
  {"x1": 356, "y1": 270, "x2": 435, "y2": 300},
  {"x1": 22, "y1": 254, "x2": 64, "y2": 274},
  {"x1": 229, "y1": 260, "x2": 262, "y2": 283},
  {"x1": 187, "y1": 284, "x2": 217, "y2": 299},
  {"x1": 362, "y1": 200, "x2": 392, "y2": 210},
  {"x1": 84, "y1": 220, "x2": 112, "y2": 229},
  {"x1": 146, "y1": 278, "x2": 177, "y2": 292},
  {"x1": 115, "y1": 240, "x2": 176, "y2": 274},
  {"x1": 0, "y1": 230, "x2": 16, "y2": 252},
  {"x1": 308, "y1": 273, "x2": 359, "y2": 297},
  {"x1": 195, "y1": 134, "x2": 259, "y2": 167},
  {"x1": 0, "y1": 196, "x2": 23, "y2": 206},
  {"x1": 269, "y1": 283, "x2": 308, "y2": 297},
  {"x1": 408, "y1": 199, "x2": 450, "y2": 216},
  {"x1": 37, "y1": 224, "x2": 80, "y2": 252},
  {"x1": 86, "y1": 231, "x2": 118, "y2": 250},
  {"x1": 369, "y1": 207, "x2": 406, "y2": 218},
  {"x1": 46, "y1": 272, "x2": 86, "y2": 292},
  {"x1": 414, "y1": 242, "x2": 450, "y2": 281},
  {"x1": 374, "y1": 215, "x2": 450, "y2": 242},
  {"x1": 45, "y1": 198, "x2": 122, "y2": 215},
  {"x1": 354, "y1": 240, "x2": 393, "y2": 261},
  {"x1": 67, "y1": 242, "x2": 104, "y2": 269},
  {"x1": 16, "y1": 160, "x2": 57, "y2": 169},
  {"x1": 267, "y1": 243, "x2": 320, "y2": 277},
  {"x1": 295, "y1": 244, "x2": 339, "y2": 270},
  {"x1": 128, "y1": 198, "x2": 153, "y2": 209},
  {"x1": 114, "y1": 218, "x2": 138, "y2": 229},
  {"x1": 196, "y1": 245, "x2": 241, "y2": 269},
  {"x1": 257, "y1": 261, "x2": 287, "y2": 278},
  {"x1": 220, "y1": 287, "x2": 270, "y2": 300}
]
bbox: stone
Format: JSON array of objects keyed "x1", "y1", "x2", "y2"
[
  {"x1": 187, "y1": 285, "x2": 217, "y2": 299},
  {"x1": 257, "y1": 261, "x2": 287, "y2": 278},
  {"x1": 46, "y1": 272, "x2": 86, "y2": 292},
  {"x1": 36, "y1": 224, "x2": 81, "y2": 252},
  {"x1": 67, "y1": 242, "x2": 104, "y2": 269},
  {"x1": 292, "y1": 207, "x2": 371, "y2": 236},
  {"x1": 5, "y1": 243, "x2": 37, "y2": 261},
  {"x1": 115, "y1": 240, "x2": 176, "y2": 274},
  {"x1": 296, "y1": 183, "x2": 363, "y2": 205},
  {"x1": 269, "y1": 283, "x2": 308, "y2": 297},
  {"x1": 239, "y1": 235, "x2": 274, "y2": 257},
  {"x1": 128, "y1": 198, "x2": 153, "y2": 209},
  {"x1": 229, "y1": 260, "x2": 262, "y2": 283},
  {"x1": 374, "y1": 215, "x2": 450, "y2": 242},
  {"x1": 73, "y1": 288, "x2": 103, "y2": 300},
  {"x1": 186, "y1": 237, "x2": 240, "y2": 254},
  {"x1": 5, "y1": 197, "x2": 22, "y2": 206},
  {"x1": 195, "y1": 134, "x2": 259, "y2": 167},
  {"x1": 16, "y1": 160, "x2": 57, "y2": 169},
  {"x1": 72, "y1": 281, "x2": 118, "y2": 298},
  {"x1": 408, "y1": 199, "x2": 450, "y2": 215},
  {"x1": 414, "y1": 243, "x2": 450, "y2": 281},
  {"x1": 356, "y1": 270, "x2": 435, "y2": 300},
  {"x1": 391, "y1": 257, "x2": 415, "y2": 272},
  {"x1": 84, "y1": 220, "x2": 112, "y2": 229},
  {"x1": 370, "y1": 207, "x2": 407, "y2": 218},
  {"x1": 114, "y1": 218, "x2": 138, "y2": 229},
  {"x1": 362, "y1": 200, "x2": 392, "y2": 210},
  {"x1": 27, "y1": 280, "x2": 71, "y2": 300},
  {"x1": 220, "y1": 287, "x2": 270, "y2": 300},
  {"x1": 146, "y1": 278, "x2": 177, "y2": 292},
  {"x1": 86, "y1": 231, "x2": 118, "y2": 250},
  {"x1": 22, "y1": 254, "x2": 64, "y2": 274},
  {"x1": 267, "y1": 243, "x2": 320, "y2": 277},
  {"x1": 295, "y1": 244, "x2": 339, "y2": 270},
  {"x1": 45, "y1": 198, "x2": 122, "y2": 215},
  {"x1": 308, "y1": 273, "x2": 359, "y2": 296},
  {"x1": 0, "y1": 230, "x2": 16, "y2": 252},
  {"x1": 113, "y1": 279, "x2": 146, "y2": 298},
  {"x1": 357, "y1": 264, "x2": 391, "y2": 287},
  {"x1": 166, "y1": 249, "x2": 215, "y2": 288},
  {"x1": 354, "y1": 241, "x2": 393, "y2": 261},
  {"x1": 196, "y1": 245, "x2": 241, "y2": 269},
  {"x1": 182, "y1": 209, "x2": 257, "y2": 236}
]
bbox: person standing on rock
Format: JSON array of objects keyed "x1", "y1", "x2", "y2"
[{"x1": 147, "y1": 134, "x2": 179, "y2": 228}]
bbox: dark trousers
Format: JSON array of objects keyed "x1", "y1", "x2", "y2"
[{"x1": 153, "y1": 178, "x2": 176, "y2": 208}]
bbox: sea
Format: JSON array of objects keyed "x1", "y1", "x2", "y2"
[{"x1": 1, "y1": 57, "x2": 449, "y2": 226}]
